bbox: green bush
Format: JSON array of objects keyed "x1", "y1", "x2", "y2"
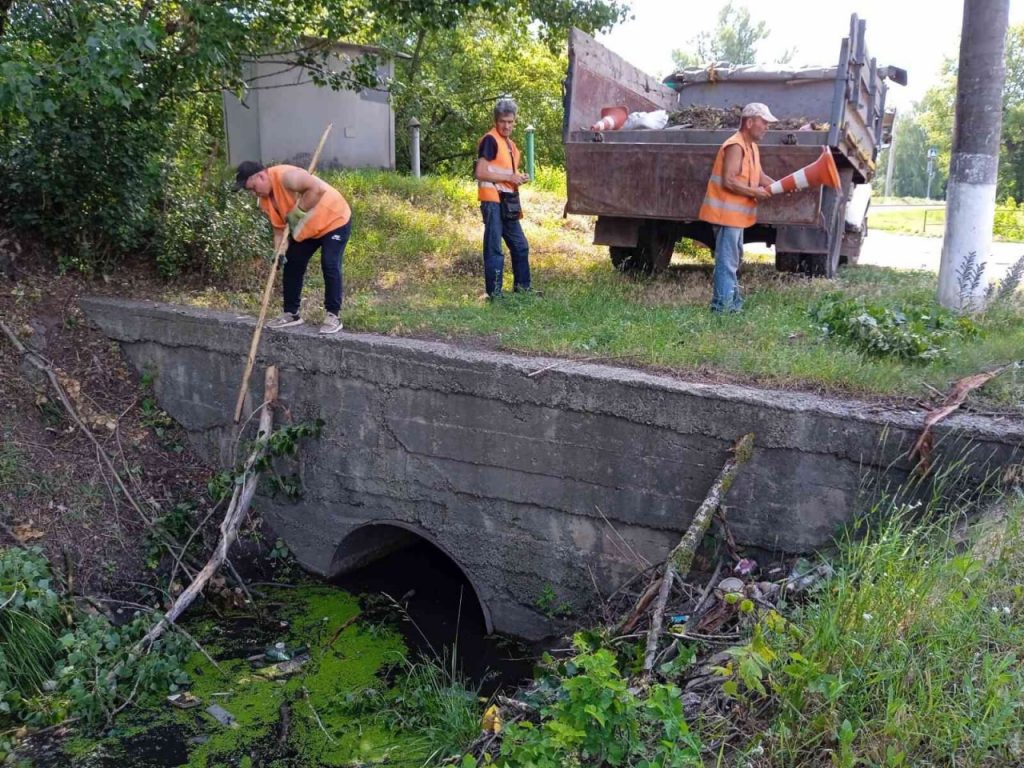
[
  {"x1": 154, "y1": 177, "x2": 268, "y2": 278},
  {"x1": 499, "y1": 635, "x2": 702, "y2": 767},
  {"x1": 0, "y1": 547, "x2": 189, "y2": 733},
  {"x1": 809, "y1": 292, "x2": 980, "y2": 361},
  {"x1": 993, "y1": 197, "x2": 1024, "y2": 241}
]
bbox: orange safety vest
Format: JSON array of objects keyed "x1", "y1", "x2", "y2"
[
  {"x1": 698, "y1": 132, "x2": 762, "y2": 228},
  {"x1": 259, "y1": 165, "x2": 351, "y2": 242},
  {"x1": 477, "y1": 128, "x2": 522, "y2": 203}
]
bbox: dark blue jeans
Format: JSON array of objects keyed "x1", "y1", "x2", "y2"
[
  {"x1": 481, "y1": 202, "x2": 530, "y2": 296},
  {"x1": 283, "y1": 219, "x2": 351, "y2": 315}
]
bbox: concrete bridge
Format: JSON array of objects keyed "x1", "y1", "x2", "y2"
[{"x1": 82, "y1": 297, "x2": 1023, "y2": 639}]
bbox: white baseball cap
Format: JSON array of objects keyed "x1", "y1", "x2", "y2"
[{"x1": 741, "y1": 102, "x2": 779, "y2": 122}]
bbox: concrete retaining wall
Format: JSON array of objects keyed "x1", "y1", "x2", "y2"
[{"x1": 81, "y1": 297, "x2": 1023, "y2": 639}]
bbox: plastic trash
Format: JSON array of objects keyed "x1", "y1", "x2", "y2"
[
  {"x1": 264, "y1": 641, "x2": 290, "y2": 662},
  {"x1": 481, "y1": 704, "x2": 502, "y2": 734},
  {"x1": 622, "y1": 109, "x2": 669, "y2": 130},
  {"x1": 167, "y1": 692, "x2": 201, "y2": 709},
  {"x1": 205, "y1": 703, "x2": 238, "y2": 727}
]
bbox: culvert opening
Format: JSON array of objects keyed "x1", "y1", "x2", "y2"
[{"x1": 330, "y1": 524, "x2": 534, "y2": 690}]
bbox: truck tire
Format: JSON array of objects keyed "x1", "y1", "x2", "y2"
[
  {"x1": 609, "y1": 223, "x2": 676, "y2": 276},
  {"x1": 610, "y1": 245, "x2": 650, "y2": 274}
]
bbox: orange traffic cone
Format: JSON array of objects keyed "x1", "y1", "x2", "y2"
[
  {"x1": 590, "y1": 106, "x2": 628, "y2": 132},
  {"x1": 767, "y1": 147, "x2": 841, "y2": 196}
]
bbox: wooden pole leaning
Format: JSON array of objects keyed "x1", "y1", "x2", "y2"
[{"x1": 233, "y1": 124, "x2": 334, "y2": 423}]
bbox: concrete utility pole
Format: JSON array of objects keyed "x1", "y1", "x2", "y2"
[
  {"x1": 883, "y1": 110, "x2": 898, "y2": 198},
  {"x1": 938, "y1": 0, "x2": 1009, "y2": 310}
]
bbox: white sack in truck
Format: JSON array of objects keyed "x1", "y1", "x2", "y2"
[{"x1": 622, "y1": 109, "x2": 669, "y2": 130}]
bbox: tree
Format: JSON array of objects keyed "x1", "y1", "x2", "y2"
[
  {"x1": 873, "y1": 112, "x2": 933, "y2": 198},
  {"x1": 670, "y1": 2, "x2": 790, "y2": 69},
  {"x1": 0, "y1": 0, "x2": 627, "y2": 273},
  {"x1": 383, "y1": 13, "x2": 571, "y2": 175}
]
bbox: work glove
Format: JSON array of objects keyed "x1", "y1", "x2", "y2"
[{"x1": 286, "y1": 203, "x2": 307, "y2": 231}]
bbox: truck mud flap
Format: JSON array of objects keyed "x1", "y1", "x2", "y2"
[{"x1": 594, "y1": 216, "x2": 640, "y2": 247}]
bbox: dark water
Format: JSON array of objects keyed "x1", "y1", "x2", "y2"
[
  {"x1": 333, "y1": 539, "x2": 538, "y2": 693},
  {"x1": 20, "y1": 539, "x2": 537, "y2": 766}
]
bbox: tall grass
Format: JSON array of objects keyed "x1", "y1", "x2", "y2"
[{"x1": 754, "y1": 491, "x2": 1024, "y2": 767}]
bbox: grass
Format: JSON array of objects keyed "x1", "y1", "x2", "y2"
[
  {"x1": 870, "y1": 206, "x2": 947, "y2": 237},
  {"x1": 870, "y1": 203, "x2": 1024, "y2": 241},
  {"x1": 165, "y1": 170, "x2": 1024, "y2": 410},
  {"x1": 752, "y1": 489, "x2": 1024, "y2": 766}
]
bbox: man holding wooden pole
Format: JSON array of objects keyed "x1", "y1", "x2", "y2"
[{"x1": 234, "y1": 161, "x2": 352, "y2": 334}]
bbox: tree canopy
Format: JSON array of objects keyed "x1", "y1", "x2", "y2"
[
  {"x1": 0, "y1": 0, "x2": 628, "y2": 273},
  {"x1": 671, "y1": 1, "x2": 793, "y2": 70}
]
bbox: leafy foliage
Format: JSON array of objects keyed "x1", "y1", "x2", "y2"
[
  {"x1": 671, "y1": 1, "x2": 792, "y2": 70},
  {"x1": 0, "y1": 0, "x2": 626, "y2": 273},
  {"x1": 388, "y1": 13, "x2": 571, "y2": 175},
  {"x1": 499, "y1": 635, "x2": 702, "y2": 767},
  {"x1": 809, "y1": 292, "x2": 980, "y2": 361},
  {"x1": 730, "y1": 496, "x2": 1024, "y2": 766},
  {"x1": 0, "y1": 547, "x2": 189, "y2": 734}
]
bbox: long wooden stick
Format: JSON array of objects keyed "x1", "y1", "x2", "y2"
[
  {"x1": 642, "y1": 433, "x2": 754, "y2": 676},
  {"x1": 233, "y1": 125, "x2": 333, "y2": 423}
]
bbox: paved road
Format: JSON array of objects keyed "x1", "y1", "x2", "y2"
[{"x1": 858, "y1": 230, "x2": 1023, "y2": 283}]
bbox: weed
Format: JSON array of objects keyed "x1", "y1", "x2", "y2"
[
  {"x1": 809, "y1": 292, "x2": 980, "y2": 361},
  {"x1": 956, "y1": 250, "x2": 987, "y2": 312},
  {"x1": 717, "y1": 492, "x2": 1024, "y2": 766},
  {"x1": 0, "y1": 548, "x2": 189, "y2": 730},
  {"x1": 499, "y1": 635, "x2": 702, "y2": 767},
  {"x1": 534, "y1": 584, "x2": 572, "y2": 619}
]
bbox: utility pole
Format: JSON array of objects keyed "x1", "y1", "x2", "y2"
[
  {"x1": 883, "y1": 110, "x2": 898, "y2": 198},
  {"x1": 925, "y1": 147, "x2": 938, "y2": 200},
  {"x1": 938, "y1": 0, "x2": 1009, "y2": 310}
]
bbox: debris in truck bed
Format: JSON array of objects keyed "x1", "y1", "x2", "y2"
[{"x1": 667, "y1": 104, "x2": 828, "y2": 131}]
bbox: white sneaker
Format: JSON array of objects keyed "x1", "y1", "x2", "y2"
[
  {"x1": 267, "y1": 312, "x2": 304, "y2": 329},
  {"x1": 319, "y1": 313, "x2": 343, "y2": 334}
]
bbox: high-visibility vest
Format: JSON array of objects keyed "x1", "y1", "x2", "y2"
[
  {"x1": 698, "y1": 132, "x2": 762, "y2": 228},
  {"x1": 477, "y1": 128, "x2": 521, "y2": 203},
  {"x1": 259, "y1": 165, "x2": 351, "y2": 242}
]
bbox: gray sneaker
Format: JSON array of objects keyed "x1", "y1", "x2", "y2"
[
  {"x1": 267, "y1": 312, "x2": 303, "y2": 329},
  {"x1": 319, "y1": 313, "x2": 343, "y2": 334}
]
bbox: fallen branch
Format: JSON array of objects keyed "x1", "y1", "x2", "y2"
[
  {"x1": 326, "y1": 612, "x2": 361, "y2": 648},
  {"x1": 134, "y1": 366, "x2": 279, "y2": 654},
  {"x1": 680, "y1": 558, "x2": 724, "y2": 636},
  {"x1": 911, "y1": 364, "x2": 1014, "y2": 475},
  {"x1": 642, "y1": 433, "x2": 754, "y2": 676},
  {"x1": 615, "y1": 575, "x2": 661, "y2": 635}
]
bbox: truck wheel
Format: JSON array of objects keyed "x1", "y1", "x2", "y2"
[{"x1": 610, "y1": 246, "x2": 651, "y2": 273}]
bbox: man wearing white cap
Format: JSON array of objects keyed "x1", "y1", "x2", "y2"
[{"x1": 698, "y1": 102, "x2": 778, "y2": 313}]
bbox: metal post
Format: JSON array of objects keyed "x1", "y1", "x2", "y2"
[
  {"x1": 525, "y1": 125, "x2": 535, "y2": 179},
  {"x1": 926, "y1": 147, "x2": 937, "y2": 200},
  {"x1": 409, "y1": 117, "x2": 421, "y2": 178}
]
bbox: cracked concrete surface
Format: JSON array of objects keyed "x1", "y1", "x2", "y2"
[{"x1": 81, "y1": 297, "x2": 1024, "y2": 639}]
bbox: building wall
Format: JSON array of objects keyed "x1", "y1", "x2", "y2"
[{"x1": 224, "y1": 45, "x2": 395, "y2": 170}]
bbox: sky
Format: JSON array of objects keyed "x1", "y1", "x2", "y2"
[{"x1": 598, "y1": 0, "x2": 1024, "y2": 110}]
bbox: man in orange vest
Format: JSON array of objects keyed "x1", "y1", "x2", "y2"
[
  {"x1": 234, "y1": 161, "x2": 352, "y2": 334},
  {"x1": 698, "y1": 102, "x2": 778, "y2": 313},
  {"x1": 474, "y1": 98, "x2": 531, "y2": 299}
]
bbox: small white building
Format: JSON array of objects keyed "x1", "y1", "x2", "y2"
[{"x1": 223, "y1": 41, "x2": 404, "y2": 170}]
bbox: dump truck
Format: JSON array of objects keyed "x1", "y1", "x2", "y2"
[{"x1": 563, "y1": 15, "x2": 906, "y2": 277}]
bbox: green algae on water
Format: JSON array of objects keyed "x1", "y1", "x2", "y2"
[{"x1": 60, "y1": 583, "x2": 435, "y2": 768}]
